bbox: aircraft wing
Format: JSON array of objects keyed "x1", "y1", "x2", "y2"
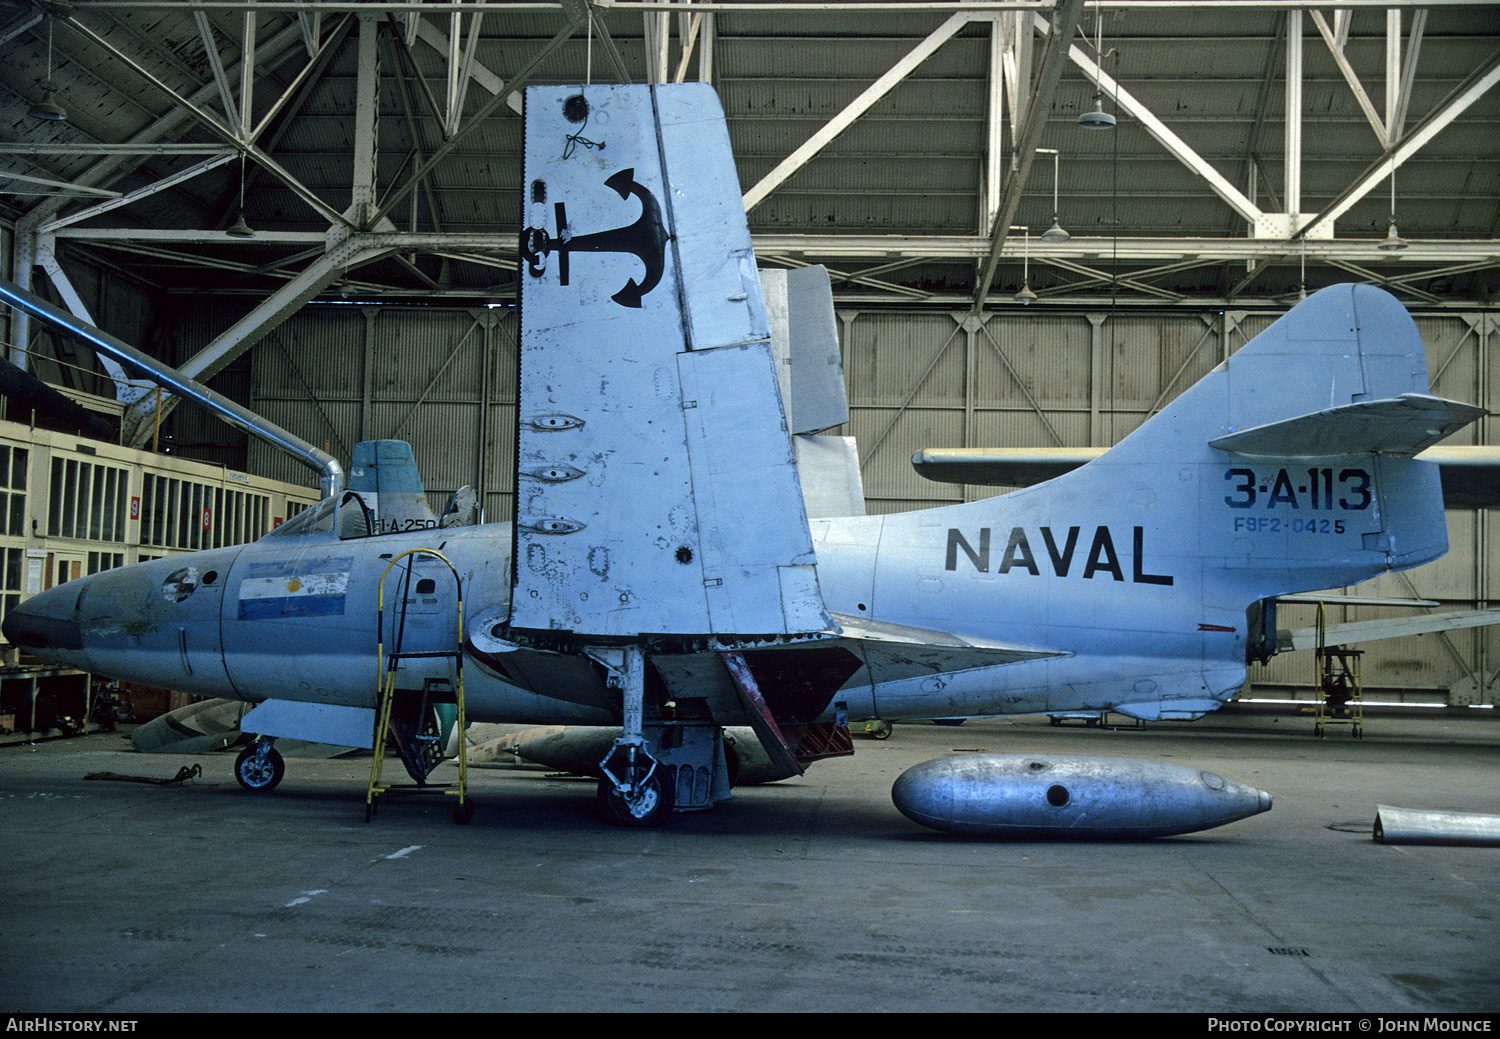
[
  {"x1": 1421, "y1": 446, "x2": 1500, "y2": 510},
  {"x1": 911, "y1": 444, "x2": 1500, "y2": 509},
  {"x1": 824, "y1": 613, "x2": 1064, "y2": 681},
  {"x1": 910, "y1": 446, "x2": 1103, "y2": 487},
  {"x1": 1277, "y1": 606, "x2": 1500, "y2": 653}
]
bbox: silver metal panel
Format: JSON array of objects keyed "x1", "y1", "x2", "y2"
[
  {"x1": 655, "y1": 87, "x2": 769, "y2": 354},
  {"x1": 679, "y1": 343, "x2": 829, "y2": 635},
  {"x1": 239, "y1": 699, "x2": 376, "y2": 751},
  {"x1": 762, "y1": 266, "x2": 847, "y2": 435},
  {"x1": 795, "y1": 434, "x2": 865, "y2": 520}
]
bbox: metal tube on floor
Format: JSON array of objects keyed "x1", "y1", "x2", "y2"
[{"x1": 1374, "y1": 804, "x2": 1500, "y2": 846}]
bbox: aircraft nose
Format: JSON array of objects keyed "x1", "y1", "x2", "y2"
[{"x1": 2, "y1": 581, "x2": 85, "y2": 658}]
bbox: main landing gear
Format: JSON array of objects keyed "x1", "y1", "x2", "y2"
[{"x1": 234, "y1": 739, "x2": 284, "y2": 791}]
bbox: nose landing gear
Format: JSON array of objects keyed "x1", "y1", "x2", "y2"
[{"x1": 234, "y1": 739, "x2": 284, "y2": 791}]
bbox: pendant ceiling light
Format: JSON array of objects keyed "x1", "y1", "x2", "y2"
[
  {"x1": 1014, "y1": 227, "x2": 1037, "y2": 304},
  {"x1": 1378, "y1": 164, "x2": 1407, "y2": 252},
  {"x1": 226, "y1": 153, "x2": 255, "y2": 238},
  {"x1": 1039, "y1": 149, "x2": 1069, "y2": 243},
  {"x1": 1078, "y1": 6, "x2": 1114, "y2": 130},
  {"x1": 29, "y1": 18, "x2": 67, "y2": 122}
]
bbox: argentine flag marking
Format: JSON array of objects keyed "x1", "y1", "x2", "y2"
[{"x1": 238, "y1": 558, "x2": 353, "y2": 620}]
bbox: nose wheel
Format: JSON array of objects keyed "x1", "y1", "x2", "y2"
[
  {"x1": 234, "y1": 740, "x2": 285, "y2": 791},
  {"x1": 596, "y1": 772, "x2": 673, "y2": 827}
]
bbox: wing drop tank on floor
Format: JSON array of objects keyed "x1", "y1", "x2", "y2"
[{"x1": 892, "y1": 753, "x2": 1272, "y2": 839}]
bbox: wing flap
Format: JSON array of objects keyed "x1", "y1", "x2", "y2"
[{"x1": 1278, "y1": 606, "x2": 1500, "y2": 653}]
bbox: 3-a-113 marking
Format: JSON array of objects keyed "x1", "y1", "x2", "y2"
[{"x1": 1223, "y1": 467, "x2": 1373, "y2": 512}]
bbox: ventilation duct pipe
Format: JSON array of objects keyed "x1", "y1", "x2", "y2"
[{"x1": 0, "y1": 277, "x2": 344, "y2": 500}]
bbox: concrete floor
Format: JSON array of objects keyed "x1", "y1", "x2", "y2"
[{"x1": 0, "y1": 708, "x2": 1497, "y2": 1014}]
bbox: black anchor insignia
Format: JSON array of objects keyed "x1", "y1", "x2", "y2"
[{"x1": 521, "y1": 168, "x2": 669, "y2": 309}]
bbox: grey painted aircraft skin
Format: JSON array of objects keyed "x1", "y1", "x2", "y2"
[{"x1": 1, "y1": 84, "x2": 1482, "y2": 819}]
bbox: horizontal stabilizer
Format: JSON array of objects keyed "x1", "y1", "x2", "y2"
[
  {"x1": 911, "y1": 444, "x2": 1500, "y2": 509},
  {"x1": 1208, "y1": 394, "x2": 1486, "y2": 457},
  {"x1": 1278, "y1": 606, "x2": 1500, "y2": 653}
]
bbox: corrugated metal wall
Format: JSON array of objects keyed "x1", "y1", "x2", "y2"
[{"x1": 242, "y1": 303, "x2": 518, "y2": 525}]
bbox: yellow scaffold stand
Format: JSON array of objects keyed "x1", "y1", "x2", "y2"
[
  {"x1": 1313, "y1": 602, "x2": 1364, "y2": 739},
  {"x1": 366, "y1": 548, "x2": 472, "y2": 822}
]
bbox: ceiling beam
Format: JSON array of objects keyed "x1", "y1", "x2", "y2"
[
  {"x1": 365, "y1": 10, "x2": 585, "y2": 228},
  {"x1": 1296, "y1": 47, "x2": 1500, "y2": 239},
  {"x1": 1050, "y1": 11, "x2": 1264, "y2": 228},
  {"x1": 741, "y1": 11, "x2": 974, "y2": 213},
  {"x1": 972, "y1": 0, "x2": 1084, "y2": 308},
  {"x1": 1310, "y1": 9, "x2": 1385, "y2": 144},
  {"x1": 63, "y1": 13, "x2": 354, "y2": 229}
]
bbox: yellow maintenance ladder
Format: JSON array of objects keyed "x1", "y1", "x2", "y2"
[{"x1": 366, "y1": 548, "x2": 472, "y2": 822}]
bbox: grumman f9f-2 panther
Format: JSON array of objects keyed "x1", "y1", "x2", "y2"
[{"x1": 4, "y1": 84, "x2": 1489, "y2": 826}]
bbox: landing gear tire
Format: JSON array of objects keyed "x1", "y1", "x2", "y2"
[
  {"x1": 234, "y1": 742, "x2": 284, "y2": 791},
  {"x1": 597, "y1": 773, "x2": 673, "y2": 828},
  {"x1": 453, "y1": 801, "x2": 475, "y2": 825}
]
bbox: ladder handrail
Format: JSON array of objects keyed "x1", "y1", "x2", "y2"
[{"x1": 368, "y1": 548, "x2": 468, "y2": 814}]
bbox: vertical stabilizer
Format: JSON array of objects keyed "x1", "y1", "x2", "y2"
[
  {"x1": 992, "y1": 284, "x2": 1474, "y2": 603},
  {"x1": 512, "y1": 85, "x2": 830, "y2": 639},
  {"x1": 347, "y1": 440, "x2": 437, "y2": 534}
]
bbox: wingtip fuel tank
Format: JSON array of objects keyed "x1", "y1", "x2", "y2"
[{"x1": 891, "y1": 753, "x2": 1272, "y2": 839}]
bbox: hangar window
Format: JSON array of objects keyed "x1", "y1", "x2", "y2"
[
  {"x1": 0, "y1": 446, "x2": 26, "y2": 537},
  {"x1": 86, "y1": 552, "x2": 125, "y2": 575},
  {"x1": 0, "y1": 546, "x2": 23, "y2": 630},
  {"x1": 49, "y1": 456, "x2": 126, "y2": 543},
  {"x1": 142, "y1": 473, "x2": 271, "y2": 549}
]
